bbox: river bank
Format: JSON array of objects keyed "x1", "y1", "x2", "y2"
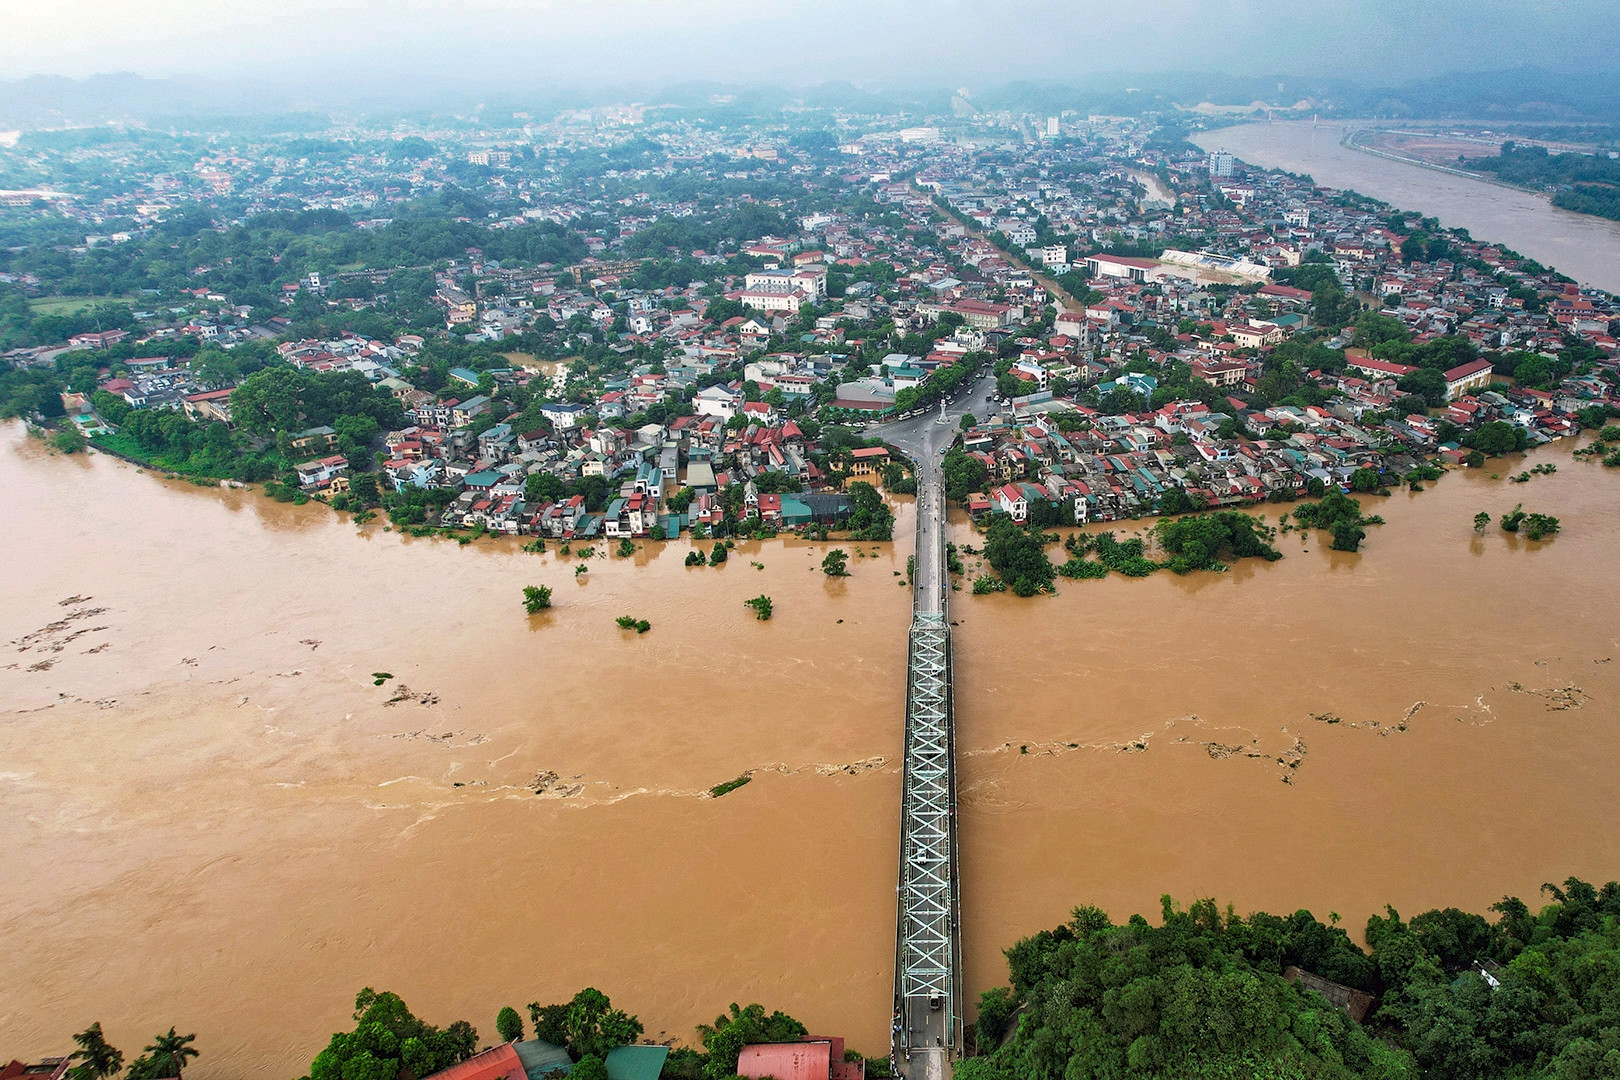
[
  {"x1": 6, "y1": 423, "x2": 1620, "y2": 1077},
  {"x1": 1339, "y1": 127, "x2": 1541, "y2": 195},
  {"x1": 1193, "y1": 120, "x2": 1620, "y2": 294}
]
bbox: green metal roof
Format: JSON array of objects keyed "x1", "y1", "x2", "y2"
[
  {"x1": 605, "y1": 1046, "x2": 668, "y2": 1080},
  {"x1": 780, "y1": 495, "x2": 812, "y2": 525}
]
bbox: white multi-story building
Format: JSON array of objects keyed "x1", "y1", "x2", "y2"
[
  {"x1": 745, "y1": 268, "x2": 825, "y2": 302},
  {"x1": 1208, "y1": 151, "x2": 1235, "y2": 178},
  {"x1": 1001, "y1": 221, "x2": 1037, "y2": 246},
  {"x1": 540, "y1": 402, "x2": 587, "y2": 429},
  {"x1": 694, "y1": 384, "x2": 744, "y2": 421},
  {"x1": 737, "y1": 289, "x2": 804, "y2": 314}
]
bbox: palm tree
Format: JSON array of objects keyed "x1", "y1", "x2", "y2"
[
  {"x1": 143, "y1": 1029, "x2": 198, "y2": 1079},
  {"x1": 69, "y1": 1023, "x2": 124, "y2": 1080}
]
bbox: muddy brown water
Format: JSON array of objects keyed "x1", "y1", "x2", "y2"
[{"x1": 4, "y1": 423, "x2": 1619, "y2": 1076}]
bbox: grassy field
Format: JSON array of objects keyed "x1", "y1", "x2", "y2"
[
  {"x1": 26, "y1": 295, "x2": 133, "y2": 316},
  {"x1": 90, "y1": 432, "x2": 174, "y2": 469}
]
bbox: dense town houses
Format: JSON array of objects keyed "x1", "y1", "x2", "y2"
[{"x1": 6, "y1": 109, "x2": 1619, "y2": 539}]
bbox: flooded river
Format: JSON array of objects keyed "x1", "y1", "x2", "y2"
[
  {"x1": 5, "y1": 424, "x2": 1620, "y2": 1075},
  {"x1": 1193, "y1": 120, "x2": 1620, "y2": 294}
]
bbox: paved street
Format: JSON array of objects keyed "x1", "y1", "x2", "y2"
[{"x1": 865, "y1": 366, "x2": 1000, "y2": 614}]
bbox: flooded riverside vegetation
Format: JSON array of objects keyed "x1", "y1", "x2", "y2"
[{"x1": 6, "y1": 425, "x2": 1620, "y2": 1076}]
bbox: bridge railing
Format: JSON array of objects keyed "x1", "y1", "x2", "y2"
[{"x1": 893, "y1": 460, "x2": 964, "y2": 1070}]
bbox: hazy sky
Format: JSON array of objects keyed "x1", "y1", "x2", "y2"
[{"x1": 2, "y1": 0, "x2": 1617, "y2": 89}]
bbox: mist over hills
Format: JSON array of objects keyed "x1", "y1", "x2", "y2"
[{"x1": 1, "y1": 67, "x2": 1617, "y2": 131}]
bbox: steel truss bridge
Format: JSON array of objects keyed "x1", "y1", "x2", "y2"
[{"x1": 892, "y1": 459, "x2": 963, "y2": 1080}]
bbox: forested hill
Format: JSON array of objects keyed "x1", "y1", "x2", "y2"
[{"x1": 960, "y1": 878, "x2": 1620, "y2": 1080}]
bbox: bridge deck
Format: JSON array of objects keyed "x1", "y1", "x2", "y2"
[{"x1": 894, "y1": 451, "x2": 962, "y2": 1073}]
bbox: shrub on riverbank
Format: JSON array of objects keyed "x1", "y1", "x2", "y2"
[
  {"x1": 48, "y1": 425, "x2": 86, "y2": 453},
  {"x1": 1155, "y1": 511, "x2": 1282, "y2": 573},
  {"x1": 982, "y1": 516, "x2": 1055, "y2": 596},
  {"x1": 1054, "y1": 529, "x2": 1160, "y2": 579},
  {"x1": 1291, "y1": 490, "x2": 1382, "y2": 552}
]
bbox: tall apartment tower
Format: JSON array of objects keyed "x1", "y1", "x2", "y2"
[
  {"x1": 1208, "y1": 150, "x2": 1235, "y2": 178},
  {"x1": 1045, "y1": 116, "x2": 1059, "y2": 138}
]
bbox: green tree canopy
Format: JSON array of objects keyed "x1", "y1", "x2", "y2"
[
  {"x1": 69, "y1": 1023, "x2": 124, "y2": 1080},
  {"x1": 556, "y1": 988, "x2": 643, "y2": 1062},
  {"x1": 1396, "y1": 368, "x2": 1449, "y2": 408},
  {"x1": 305, "y1": 989, "x2": 476, "y2": 1080},
  {"x1": 496, "y1": 1006, "x2": 524, "y2": 1044},
  {"x1": 983, "y1": 515, "x2": 1055, "y2": 597},
  {"x1": 231, "y1": 367, "x2": 404, "y2": 437},
  {"x1": 1154, "y1": 512, "x2": 1281, "y2": 574},
  {"x1": 135, "y1": 1030, "x2": 197, "y2": 1080},
  {"x1": 943, "y1": 447, "x2": 989, "y2": 504},
  {"x1": 697, "y1": 1003, "x2": 808, "y2": 1080},
  {"x1": 1464, "y1": 420, "x2": 1529, "y2": 456}
]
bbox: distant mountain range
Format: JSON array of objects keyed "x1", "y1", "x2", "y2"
[{"x1": 1, "y1": 67, "x2": 1617, "y2": 130}]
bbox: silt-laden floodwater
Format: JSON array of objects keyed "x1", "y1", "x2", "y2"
[{"x1": 3, "y1": 424, "x2": 1619, "y2": 1076}]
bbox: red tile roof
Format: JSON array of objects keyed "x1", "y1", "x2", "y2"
[
  {"x1": 1444, "y1": 358, "x2": 1494, "y2": 381},
  {"x1": 422, "y1": 1045, "x2": 524, "y2": 1080}
]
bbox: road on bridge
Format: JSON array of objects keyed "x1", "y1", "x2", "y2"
[
  {"x1": 863, "y1": 367, "x2": 998, "y2": 1079},
  {"x1": 865, "y1": 365, "x2": 1001, "y2": 585}
]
